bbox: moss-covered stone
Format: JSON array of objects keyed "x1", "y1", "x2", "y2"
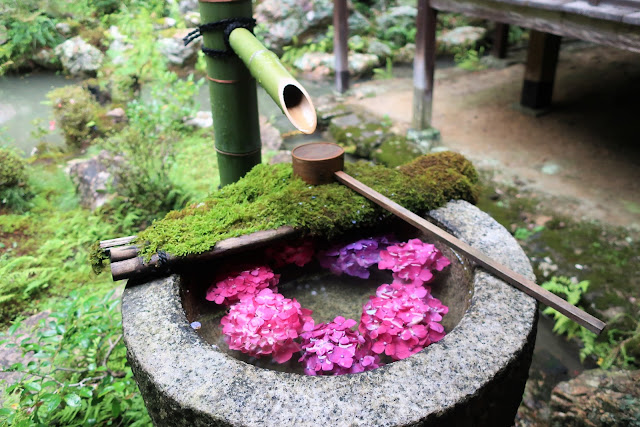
[
  {"x1": 372, "y1": 136, "x2": 424, "y2": 168},
  {"x1": 134, "y1": 152, "x2": 479, "y2": 260},
  {"x1": 47, "y1": 86, "x2": 105, "y2": 149},
  {"x1": 329, "y1": 113, "x2": 391, "y2": 158}
]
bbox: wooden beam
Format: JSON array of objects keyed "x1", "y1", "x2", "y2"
[
  {"x1": 430, "y1": 0, "x2": 640, "y2": 53},
  {"x1": 333, "y1": 0, "x2": 350, "y2": 93},
  {"x1": 520, "y1": 30, "x2": 561, "y2": 109},
  {"x1": 413, "y1": 0, "x2": 438, "y2": 129},
  {"x1": 492, "y1": 22, "x2": 510, "y2": 58}
]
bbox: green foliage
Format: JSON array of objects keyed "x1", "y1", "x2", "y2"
[
  {"x1": 280, "y1": 28, "x2": 334, "y2": 66},
  {"x1": 47, "y1": 86, "x2": 104, "y2": 150},
  {"x1": 542, "y1": 276, "x2": 639, "y2": 368},
  {"x1": 133, "y1": 152, "x2": 479, "y2": 261},
  {"x1": 454, "y1": 47, "x2": 486, "y2": 71},
  {"x1": 0, "y1": 288, "x2": 151, "y2": 426},
  {"x1": 98, "y1": 72, "x2": 202, "y2": 226},
  {"x1": 0, "y1": 148, "x2": 32, "y2": 212},
  {"x1": 88, "y1": 0, "x2": 121, "y2": 16},
  {"x1": 0, "y1": 11, "x2": 61, "y2": 73},
  {"x1": 514, "y1": 225, "x2": 545, "y2": 241},
  {"x1": 373, "y1": 58, "x2": 394, "y2": 80},
  {"x1": 378, "y1": 26, "x2": 416, "y2": 48}
]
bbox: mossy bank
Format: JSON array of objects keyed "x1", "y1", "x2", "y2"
[{"x1": 131, "y1": 152, "x2": 479, "y2": 261}]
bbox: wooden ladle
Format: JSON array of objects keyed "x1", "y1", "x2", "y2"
[{"x1": 291, "y1": 142, "x2": 606, "y2": 335}]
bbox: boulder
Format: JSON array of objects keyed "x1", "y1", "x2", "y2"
[
  {"x1": 106, "y1": 107, "x2": 127, "y2": 124},
  {"x1": 255, "y1": 0, "x2": 333, "y2": 55},
  {"x1": 367, "y1": 39, "x2": 392, "y2": 60},
  {"x1": 55, "y1": 22, "x2": 72, "y2": 35},
  {"x1": 550, "y1": 369, "x2": 640, "y2": 427},
  {"x1": 157, "y1": 28, "x2": 201, "y2": 66},
  {"x1": 178, "y1": 0, "x2": 198, "y2": 14},
  {"x1": 106, "y1": 26, "x2": 132, "y2": 66},
  {"x1": 154, "y1": 17, "x2": 177, "y2": 30},
  {"x1": 438, "y1": 26, "x2": 487, "y2": 51},
  {"x1": 54, "y1": 36, "x2": 104, "y2": 76},
  {"x1": 184, "y1": 11, "x2": 200, "y2": 27},
  {"x1": 31, "y1": 48, "x2": 60, "y2": 70},
  {"x1": 293, "y1": 52, "x2": 379, "y2": 78},
  {"x1": 66, "y1": 150, "x2": 124, "y2": 210},
  {"x1": 393, "y1": 42, "x2": 415, "y2": 63},
  {"x1": 376, "y1": 6, "x2": 418, "y2": 31},
  {"x1": 184, "y1": 111, "x2": 213, "y2": 129}
]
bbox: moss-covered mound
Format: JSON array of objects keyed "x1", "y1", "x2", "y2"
[{"x1": 135, "y1": 152, "x2": 479, "y2": 259}]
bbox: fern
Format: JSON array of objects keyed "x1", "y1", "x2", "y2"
[{"x1": 542, "y1": 276, "x2": 590, "y2": 339}]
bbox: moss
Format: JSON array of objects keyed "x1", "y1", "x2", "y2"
[
  {"x1": 372, "y1": 136, "x2": 423, "y2": 168},
  {"x1": 135, "y1": 152, "x2": 479, "y2": 259},
  {"x1": 329, "y1": 117, "x2": 390, "y2": 158},
  {"x1": 0, "y1": 148, "x2": 27, "y2": 191},
  {"x1": 47, "y1": 86, "x2": 105, "y2": 150}
]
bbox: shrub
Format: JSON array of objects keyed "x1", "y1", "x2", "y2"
[
  {"x1": 0, "y1": 148, "x2": 32, "y2": 212},
  {"x1": 0, "y1": 288, "x2": 152, "y2": 425},
  {"x1": 47, "y1": 86, "x2": 104, "y2": 150}
]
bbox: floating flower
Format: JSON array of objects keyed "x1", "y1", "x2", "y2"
[
  {"x1": 205, "y1": 266, "x2": 279, "y2": 305},
  {"x1": 359, "y1": 282, "x2": 448, "y2": 361},
  {"x1": 48, "y1": 120, "x2": 56, "y2": 131},
  {"x1": 317, "y1": 235, "x2": 396, "y2": 279},
  {"x1": 265, "y1": 240, "x2": 315, "y2": 267},
  {"x1": 299, "y1": 316, "x2": 381, "y2": 375},
  {"x1": 220, "y1": 288, "x2": 313, "y2": 363},
  {"x1": 378, "y1": 239, "x2": 450, "y2": 286}
]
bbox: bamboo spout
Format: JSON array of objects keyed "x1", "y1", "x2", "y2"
[{"x1": 228, "y1": 28, "x2": 317, "y2": 134}]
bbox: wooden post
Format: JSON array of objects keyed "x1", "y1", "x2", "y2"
[
  {"x1": 333, "y1": 0, "x2": 349, "y2": 93},
  {"x1": 199, "y1": 0, "x2": 262, "y2": 187},
  {"x1": 412, "y1": 0, "x2": 437, "y2": 129},
  {"x1": 492, "y1": 23, "x2": 510, "y2": 59},
  {"x1": 520, "y1": 30, "x2": 562, "y2": 110}
]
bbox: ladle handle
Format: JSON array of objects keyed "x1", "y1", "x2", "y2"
[{"x1": 334, "y1": 171, "x2": 606, "y2": 335}]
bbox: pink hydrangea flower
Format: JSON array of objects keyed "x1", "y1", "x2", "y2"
[
  {"x1": 317, "y1": 235, "x2": 396, "y2": 279},
  {"x1": 265, "y1": 240, "x2": 315, "y2": 267},
  {"x1": 359, "y1": 282, "x2": 448, "y2": 361},
  {"x1": 220, "y1": 288, "x2": 314, "y2": 363},
  {"x1": 378, "y1": 239, "x2": 450, "y2": 286},
  {"x1": 205, "y1": 266, "x2": 279, "y2": 305},
  {"x1": 299, "y1": 316, "x2": 381, "y2": 375}
]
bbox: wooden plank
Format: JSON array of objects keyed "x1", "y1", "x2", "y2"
[
  {"x1": 492, "y1": 22, "x2": 511, "y2": 58},
  {"x1": 525, "y1": 0, "x2": 574, "y2": 12},
  {"x1": 521, "y1": 30, "x2": 561, "y2": 109},
  {"x1": 100, "y1": 235, "x2": 137, "y2": 249},
  {"x1": 413, "y1": 0, "x2": 438, "y2": 129},
  {"x1": 562, "y1": 0, "x2": 638, "y2": 22},
  {"x1": 333, "y1": 0, "x2": 349, "y2": 93},
  {"x1": 622, "y1": 11, "x2": 640, "y2": 24},
  {"x1": 430, "y1": 0, "x2": 640, "y2": 53},
  {"x1": 334, "y1": 170, "x2": 606, "y2": 335}
]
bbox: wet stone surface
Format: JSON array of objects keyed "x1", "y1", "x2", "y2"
[{"x1": 122, "y1": 201, "x2": 537, "y2": 426}]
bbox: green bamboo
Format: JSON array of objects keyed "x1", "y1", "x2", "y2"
[
  {"x1": 229, "y1": 28, "x2": 317, "y2": 134},
  {"x1": 198, "y1": 0, "x2": 261, "y2": 187}
]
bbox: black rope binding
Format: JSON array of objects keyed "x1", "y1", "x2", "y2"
[
  {"x1": 183, "y1": 18, "x2": 257, "y2": 59},
  {"x1": 157, "y1": 250, "x2": 170, "y2": 273}
]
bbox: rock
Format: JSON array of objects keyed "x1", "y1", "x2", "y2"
[
  {"x1": 184, "y1": 11, "x2": 200, "y2": 27},
  {"x1": 106, "y1": 26, "x2": 132, "y2": 66},
  {"x1": 178, "y1": 0, "x2": 198, "y2": 13},
  {"x1": 438, "y1": 26, "x2": 487, "y2": 50},
  {"x1": 367, "y1": 39, "x2": 392, "y2": 60},
  {"x1": 376, "y1": 6, "x2": 418, "y2": 31},
  {"x1": 394, "y1": 42, "x2": 415, "y2": 63},
  {"x1": 407, "y1": 127, "x2": 442, "y2": 151},
  {"x1": 55, "y1": 22, "x2": 72, "y2": 35},
  {"x1": 314, "y1": 94, "x2": 350, "y2": 128},
  {"x1": 157, "y1": 28, "x2": 201, "y2": 66},
  {"x1": 154, "y1": 17, "x2": 177, "y2": 30},
  {"x1": 348, "y1": 10, "x2": 371, "y2": 35},
  {"x1": 65, "y1": 150, "x2": 124, "y2": 210},
  {"x1": 373, "y1": 136, "x2": 424, "y2": 167},
  {"x1": 54, "y1": 36, "x2": 104, "y2": 76},
  {"x1": 260, "y1": 116, "x2": 282, "y2": 152},
  {"x1": 268, "y1": 150, "x2": 291, "y2": 165},
  {"x1": 293, "y1": 52, "x2": 379, "y2": 78},
  {"x1": 255, "y1": 0, "x2": 333, "y2": 55},
  {"x1": 31, "y1": 48, "x2": 59, "y2": 70},
  {"x1": 106, "y1": 107, "x2": 126, "y2": 124},
  {"x1": 329, "y1": 112, "x2": 391, "y2": 158},
  {"x1": 184, "y1": 111, "x2": 213, "y2": 129},
  {"x1": 550, "y1": 369, "x2": 640, "y2": 427}
]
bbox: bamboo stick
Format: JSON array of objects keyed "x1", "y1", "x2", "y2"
[
  {"x1": 109, "y1": 226, "x2": 298, "y2": 281},
  {"x1": 333, "y1": 170, "x2": 606, "y2": 335},
  {"x1": 100, "y1": 235, "x2": 136, "y2": 249},
  {"x1": 199, "y1": 0, "x2": 262, "y2": 186}
]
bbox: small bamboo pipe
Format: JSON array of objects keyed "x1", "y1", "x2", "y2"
[
  {"x1": 228, "y1": 28, "x2": 317, "y2": 134},
  {"x1": 291, "y1": 143, "x2": 606, "y2": 335}
]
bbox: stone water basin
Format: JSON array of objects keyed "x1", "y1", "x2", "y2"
[{"x1": 122, "y1": 200, "x2": 537, "y2": 426}]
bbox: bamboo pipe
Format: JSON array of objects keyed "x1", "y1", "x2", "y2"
[
  {"x1": 290, "y1": 143, "x2": 606, "y2": 335},
  {"x1": 228, "y1": 28, "x2": 317, "y2": 135},
  {"x1": 199, "y1": 0, "x2": 261, "y2": 186}
]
